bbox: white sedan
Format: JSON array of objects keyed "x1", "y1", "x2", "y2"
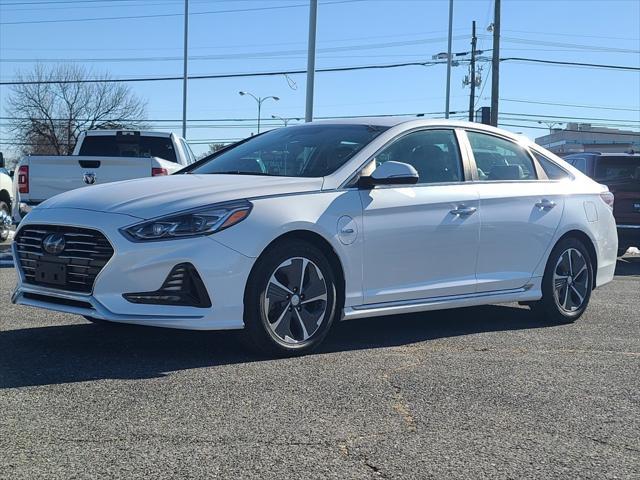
[{"x1": 11, "y1": 118, "x2": 618, "y2": 355}]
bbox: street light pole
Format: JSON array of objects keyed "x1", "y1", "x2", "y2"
[
  {"x1": 239, "y1": 91, "x2": 280, "y2": 134},
  {"x1": 445, "y1": 0, "x2": 454, "y2": 119},
  {"x1": 490, "y1": 0, "x2": 501, "y2": 127},
  {"x1": 272, "y1": 115, "x2": 300, "y2": 127},
  {"x1": 181, "y1": 0, "x2": 189, "y2": 138},
  {"x1": 305, "y1": 0, "x2": 318, "y2": 122}
]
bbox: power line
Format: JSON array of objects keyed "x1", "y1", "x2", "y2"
[
  {"x1": 500, "y1": 98, "x2": 640, "y2": 113},
  {"x1": 0, "y1": 60, "x2": 453, "y2": 86},
  {"x1": 0, "y1": 0, "x2": 365, "y2": 25},
  {"x1": 499, "y1": 57, "x2": 640, "y2": 72}
]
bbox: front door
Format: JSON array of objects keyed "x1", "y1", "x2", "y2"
[{"x1": 359, "y1": 129, "x2": 479, "y2": 305}]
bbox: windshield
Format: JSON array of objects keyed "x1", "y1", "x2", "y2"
[
  {"x1": 595, "y1": 156, "x2": 640, "y2": 182},
  {"x1": 191, "y1": 124, "x2": 388, "y2": 177}
]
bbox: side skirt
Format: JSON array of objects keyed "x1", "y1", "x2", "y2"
[{"x1": 342, "y1": 285, "x2": 541, "y2": 321}]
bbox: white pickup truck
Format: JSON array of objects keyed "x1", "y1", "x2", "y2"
[{"x1": 13, "y1": 130, "x2": 197, "y2": 223}]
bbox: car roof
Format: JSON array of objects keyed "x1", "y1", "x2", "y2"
[{"x1": 305, "y1": 116, "x2": 525, "y2": 140}]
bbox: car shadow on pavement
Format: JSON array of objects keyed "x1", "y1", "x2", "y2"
[
  {"x1": 614, "y1": 255, "x2": 640, "y2": 277},
  {"x1": 0, "y1": 304, "x2": 559, "y2": 389}
]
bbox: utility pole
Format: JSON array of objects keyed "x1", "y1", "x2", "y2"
[
  {"x1": 305, "y1": 0, "x2": 318, "y2": 122},
  {"x1": 490, "y1": 0, "x2": 501, "y2": 127},
  {"x1": 181, "y1": 0, "x2": 189, "y2": 138},
  {"x1": 468, "y1": 20, "x2": 477, "y2": 122},
  {"x1": 445, "y1": 0, "x2": 454, "y2": 119}
]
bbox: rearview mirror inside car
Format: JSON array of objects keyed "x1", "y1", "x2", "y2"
[{"x1": 359, "y1": 161, "x2": 419, "y2": 188}]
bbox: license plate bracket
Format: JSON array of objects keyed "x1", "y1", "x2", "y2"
[{"x1": 35, "y1": 261, "x2": 67, "y2": 286}]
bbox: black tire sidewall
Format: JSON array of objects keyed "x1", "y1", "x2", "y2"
[
  {"x1": 539, "y1": 237, "x2": 593, "y2": 322},
  {"x1": 244, "y1": 240, "x2": 338, "y2": 356},
  {"x1": 0, "y1": 201, "x2": 9, "y2": 242}
]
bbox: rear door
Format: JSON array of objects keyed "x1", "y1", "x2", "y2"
[{"x1": 465, "y1": 130, "x2": 565, "y2": 292}]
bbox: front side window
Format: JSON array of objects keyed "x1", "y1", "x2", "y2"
[
  {"x1": 467, "y1": 131, "x2": 537, "y2": 181},
  {"x1": 372, "y1": 129, "x2": 463, "y2": 184},
  {"x1": 192, "y1": 124, "x2": 388, "y2": 177},
  {"x1": 532, "y1": 151, "x2": 572, "y2": 180}
]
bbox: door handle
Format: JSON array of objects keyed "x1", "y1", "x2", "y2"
[
  {"x1": 450, "y1": 205, "x2": 477, "y2": 216},
  {"x1": 535, "y1": 199, "x2": 556, "y2": 210}
]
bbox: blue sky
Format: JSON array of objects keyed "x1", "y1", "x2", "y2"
[{"x1": 1, "y1": 0, "x2": 639, "y2": 156}]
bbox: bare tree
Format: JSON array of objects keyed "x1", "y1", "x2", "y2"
[{"x1": 6, "y1": 64, "x2": 147, "y2": 155}]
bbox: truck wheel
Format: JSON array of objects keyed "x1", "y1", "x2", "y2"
[{"x1": 0, "y1": 201, "x2": 10, "y2": 242}]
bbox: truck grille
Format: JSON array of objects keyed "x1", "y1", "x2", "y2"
[{"x1": 15, "y1": 225, "x2": 114, "y2": 293}]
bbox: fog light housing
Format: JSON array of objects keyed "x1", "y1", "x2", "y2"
[{"x1": 123, "y1": 263, "x2": 212, "y2": 308}]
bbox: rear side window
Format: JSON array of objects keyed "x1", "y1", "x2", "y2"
[
  {"x1": 467, "y1": 131, "x2": 537, "y2": 181},
  {"x1": 79, "y1": 135, "x2": 177, "y2": 163},
  {"x1": 595, "y1": 156, "x2": 640, "y2": 182},
  {"x1": 532, "y1": 151, "x2": 571, "y2": 180}
]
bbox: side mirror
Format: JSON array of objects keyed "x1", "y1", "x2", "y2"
[
  {"x1": 359, "y1": 161, "x2": 419, "y2": 188},
  {"x1": 8, "y1": 170, "x2": 14, "y2": 179},
  {"x1": 0, "y1": 152, "x2": 4, "y2": 169}
]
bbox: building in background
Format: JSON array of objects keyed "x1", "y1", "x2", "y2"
[{"x1": 535, "y1": 123, "x2": 640, "y2": 156}]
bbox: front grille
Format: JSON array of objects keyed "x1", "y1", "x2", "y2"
[{"x1": 15, "y1": 224, "x2": 114, "y2": 293}]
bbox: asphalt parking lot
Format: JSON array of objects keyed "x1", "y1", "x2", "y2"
[{"x1": 0, "y1": 245, "x2": 638, "y2": 479}]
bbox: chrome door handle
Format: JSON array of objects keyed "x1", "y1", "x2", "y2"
[
  {"x1": 535, "y1": 199, "x2": 556, "y2": 210},
  {"x1": 450, "y1": 205, "x2": 477, "y2": 216}
]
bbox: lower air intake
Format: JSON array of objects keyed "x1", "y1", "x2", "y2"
[{"x1": 123, "y1": 263, "x2": 212, "y2": 308}]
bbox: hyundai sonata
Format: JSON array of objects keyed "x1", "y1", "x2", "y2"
[{"x1": 11, "y1": 118, "x2": 618, "y2": 355}]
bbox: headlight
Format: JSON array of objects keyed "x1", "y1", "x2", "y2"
[{"x1": 121, "y1": 201, "x2": 252, "y2": 241}]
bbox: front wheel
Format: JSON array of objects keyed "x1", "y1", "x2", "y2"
[
  {"x1": 530, "y1": 237, "x2": 593, "y2": 324},
  {"x1": 0, "y1": 201, "x2": 11, "y2": 242},
  {"x1": 243, "y1": 240, "x2": 338, "y2": 356}
]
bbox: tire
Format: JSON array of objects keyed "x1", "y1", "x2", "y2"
[
  {"x1": 0, "y1": 201, "x2": 10, "y2": 242},
  {"x1": 530, "y1": 237, "x2": 594, "y2": 324},
  {"x1": 243, "y1": 239, "x2": 338, "y2": 356}
]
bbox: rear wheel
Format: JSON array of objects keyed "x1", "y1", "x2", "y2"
[
  {"x1": 530, "y1": 237, "x2": 593, "y2": 324},
  {"x1": 243, "y1": 240, "x2": 338, "y2": 356}
]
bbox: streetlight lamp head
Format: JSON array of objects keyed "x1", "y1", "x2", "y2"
[
  {"x1": 239, "y1": 91, "x2": 246, "y2": 96},
  {"x1": 273, "y1": 96, "x2": 280, "y2": 101}
]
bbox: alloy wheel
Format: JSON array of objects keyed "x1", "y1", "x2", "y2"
[
  {"x1": 552, "y1": 247, "x2": 589, "y2": 313},
  {"x1": 263, "y1": 257, "x2": 328, "y2": 345}
]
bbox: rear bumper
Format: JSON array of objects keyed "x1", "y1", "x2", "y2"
[{"x1": 617, "y1": 224, "x2": 640, "y2": 248}]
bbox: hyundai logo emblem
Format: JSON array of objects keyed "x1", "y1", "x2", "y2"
[
  {"x1": 42, "y1": 233, "x2": 66, "y2": 255},
  {"x1": 83, "y1": 172, "x2": 97, "y2": 185}
]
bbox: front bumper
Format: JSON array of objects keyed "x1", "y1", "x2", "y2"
[{"x1": 11, "y1": 207, "x2": 254, "y2": 330}]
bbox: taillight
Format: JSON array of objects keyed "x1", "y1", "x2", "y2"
[
  {"x1": 18, "y1": 165, "x2": 29, "y2": 193},
  {"x1": 152, "y1": 167, "x2": 168, "y2": 177},
  {"x1": 600, "y1": 191, "x2": 614, "y2": 210}
]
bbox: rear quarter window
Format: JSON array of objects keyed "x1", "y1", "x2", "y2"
[{"x1": 532, "y1": 151, "x2": 572, "y2": 180}]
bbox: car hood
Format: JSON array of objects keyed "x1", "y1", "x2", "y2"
[{"x1": 40, "y1": 174, "x2": 324, "y2": 219}]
